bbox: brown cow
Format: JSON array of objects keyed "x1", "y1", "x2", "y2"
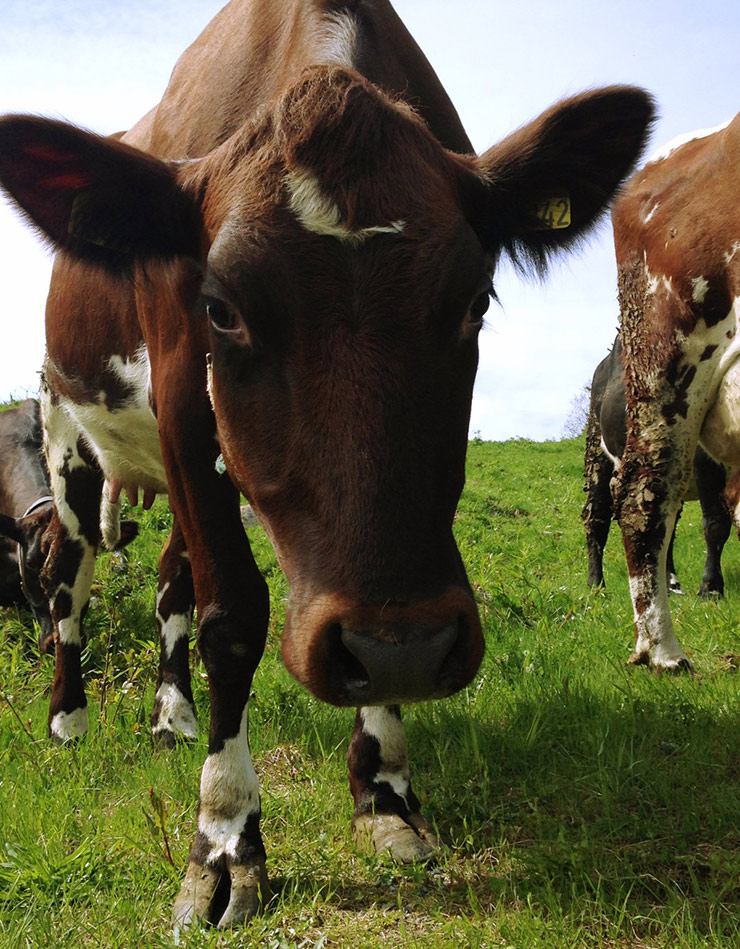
[
  {"x1": 0, "y1": 0, "x2": 654, "y2": 928},
  {"x1": 611, "y1": 114, "x2": 739, "y2": 672}
]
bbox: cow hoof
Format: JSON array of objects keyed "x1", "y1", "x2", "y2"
[
  {"x1": 698, "y1": 586, "x2": 723, "y2": 600},
  {"x1": 353, "y1": 812, "x2": 441, "y2": 863},
  {"x1": 172, "y1": 857, "x2": 270, "y2": 930},
  {"x1": 215, "y1": 860, "x2": 272, "y2": 929},
  {"x1": 628, "y1": 651, "x2": 694, "y2": 675},
  {"x1": 151, "y1": 726, "x2": 197, "y2": 750},
  {"x1": 152, "y1": 729, "x2": 178, "y2": 750}
]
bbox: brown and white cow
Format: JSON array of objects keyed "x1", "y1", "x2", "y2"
[
  {"x1": 611, "y1": 113, "x2": 740, "y2": 672},
  {"x1": 583, "y1": 336, "x2": 731, "y2": 595},
  {"x1": 0, "y1": 0, "x2": 654, "y2": 928},
  {"x1": 0, "y1": 398, "x2": 138, "y2": 654}
]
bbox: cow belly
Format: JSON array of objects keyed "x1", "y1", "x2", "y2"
[{"x1": 701, "y1": 355, "x2": 740, "y2": 467}]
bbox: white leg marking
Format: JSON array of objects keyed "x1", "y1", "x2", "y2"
[
  {"x1": 155, "y1": 581, "x2": 193, "y2": 659},
  {"x1": 198, "y1": 704, "x2": 259, "y2": 861},
  {"x1": 361, "y1": 707, "x2": 411, "y2": 804},
  {"x1": 628, "y1": 506, "x2": 689, "y2": 669},
  {"x1": 50, "y1": 707, "x2": 88, "y2": 741},
  {"x1": 152, "y1": 682, "x2": 198, "y2": 740}
]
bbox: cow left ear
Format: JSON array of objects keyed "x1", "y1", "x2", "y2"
[
  {"x1": 465, "y1": 86, "x2": 656, "y2": 273},
  {"x1": 0, "y1": 115, "x2": 202, "y2": 270}
]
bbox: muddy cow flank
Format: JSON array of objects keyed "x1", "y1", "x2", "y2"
[
  {"x1": 582, "y1": 337, "x2": 731, "y2": 595},
  {"x1": 0, "y1": 398, "x2": 139, "y2": 653},
  {"x1": 0, "y1": 0, "x2": 654, "y2": 929},
  {"x1": 611, "y1": 112, "x2": 740, "y2": 672}
]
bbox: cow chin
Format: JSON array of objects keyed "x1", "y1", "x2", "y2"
[{"x1": 281, "y1": 586, "x2": 484, "y2": 707}]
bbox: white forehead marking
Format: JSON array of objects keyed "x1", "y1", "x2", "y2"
[
  {"x1": 647, "y1": 119, "x2": 730, "y2": 164},
  {"x1": 691, "y1": 276, "x2": 709, "y2": 304},
  {"x1": 285, "y1": 168, "x2": 405, "y2": 244},
  {"x1": 320, "y1": 10, "x2": 358, "y2": 68}
]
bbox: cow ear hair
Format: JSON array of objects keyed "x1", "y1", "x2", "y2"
[
  {"x1": 465, "y1": 86, "x2": 656, "y2": 274},
  {"x1": 0, "y1": 514, "x2": 23, "y2": 545},
  {"x1": 0, "y1": 115, "x2": 202, "y2": 270}
]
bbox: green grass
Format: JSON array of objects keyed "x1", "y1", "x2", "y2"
[{"x1": 1, "y1": 436, "x2": 738, "y2": 947}]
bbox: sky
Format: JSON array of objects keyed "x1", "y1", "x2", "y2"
[{"x1": 0, "y1": 0, "x2": 738, "y2": 440}]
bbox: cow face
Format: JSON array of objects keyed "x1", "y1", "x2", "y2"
[
  {"x1": 0, "y1": 69, "x2": 654, "y2": 704},
  {"x1": 0, "y1": 506, "x2": 55, "y2": 653}
]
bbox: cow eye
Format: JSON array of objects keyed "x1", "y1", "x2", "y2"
[
  {"x1": 206, "y1": 298, "x2": 239, "y2": 333},
  {"x1": 468, "y1": 291, "x2": 490, "y2": 327}
]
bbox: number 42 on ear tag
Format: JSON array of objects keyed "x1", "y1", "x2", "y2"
[{"x1": 535, "y1": 194, "x2": 571, "y2": 230}]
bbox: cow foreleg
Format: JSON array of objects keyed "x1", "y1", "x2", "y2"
[
  {"x1": 172, "y1": 609, "x2": 271, "y2": 929},
  {"x1": 40, "y1": 393, "x2": 102, "y2": 741},
  {"x1": 348, "y1": 706, "x2": 440, "y2": 862},
  {"x1": 151, "y1": 517, "x2": 197, "y2": 746},
  {"x1": 613, "y1": 442, "x2": 693, "y2": 673},
  {"x1": 163, "y1": 426, "x2": 271, "y2": 927}
]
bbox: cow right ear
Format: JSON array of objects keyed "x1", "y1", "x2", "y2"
[
  {"x1": 0, "y1": 115, "x2": 202, "y2": 270},
  {"x1": 0, "y1": 514, "x2": 23, "y2": 545},
  {"x1": 462, "y1": 85, "x2": 655, "y2": 275}
]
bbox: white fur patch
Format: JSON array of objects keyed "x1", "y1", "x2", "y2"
[
  {"x1": 361, "y1": 706, "x2": 411, "y2": 804},
  {"x1": 701, "y1": 298, "x2": 740, "y2": 466},
  {"x1": 319, "y1": 10, "x2": 357, "y2": 68},
  {"x1": 599, "y1": 436, "x2": 621, "y2": 467},
  {"x1": 647, "y1": 119, "x2": 731, "y2": 164},
  {"x1": 152, "y1": 681, "x2": 198, "y2": 739},
  {"x1": 50, "y1": 707, "x2": 88, "y2": 741},
  {"x1": 155, "y1": 580, "x2": 193, "y2": 658},
  {"x1": 285, "y1": 168, "x2": 405, "y2": 244},
  {"x1": 691, "y1": 276, "x2": 709, "y2": 304},
  {"x1": 198, "y1": 704, "x2": 260, "y2": 860},
  {"x1": 644, "y1": 202, "x2": 660, "y2": 224},
  {"x1": 725, "y1": 241, "x2": 740, "y2": 266},
  {"x1": 61, "y1": 346, "x2": 167, "y2": 496}
]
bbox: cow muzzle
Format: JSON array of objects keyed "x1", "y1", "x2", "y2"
[{"x1": 281, "y1": 586, "x2": 484, "y2": 706}]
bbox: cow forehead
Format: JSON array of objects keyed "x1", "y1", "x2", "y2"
[
  {"x1": 205, "y1": 202, "x2": 486, "y2": 327},
  {"x1": 194, "y1": 66, "x2": 468, "y2": 252}
]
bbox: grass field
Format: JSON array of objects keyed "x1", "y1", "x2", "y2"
[{"x1": 0, "y1": 436, "x2": 738, "y2": 948}]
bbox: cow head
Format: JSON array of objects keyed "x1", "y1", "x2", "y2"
[
  {"x1": 0, "y1": 503, "x2": 55, "y2": 652},
  {"x1": 0, "y1": 506, "x2": 139, "y2": 655},
  {"x1": 0, "y1": 69, "x2": 654, "y2": 704}
]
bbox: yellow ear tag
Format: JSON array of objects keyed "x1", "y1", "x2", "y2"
[{"x1": 535, "y1": 194, "x2": 571, "y2": 230}]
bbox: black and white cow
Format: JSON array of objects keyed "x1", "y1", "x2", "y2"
[{"x1": 0, "y1": 398, "x2": 138, "y2": 653}]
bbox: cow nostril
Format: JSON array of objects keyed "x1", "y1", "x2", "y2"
[
  {"x1": 436, "y1": 612, "x2": 468, "y2": 692},
  {"x1": 326, "y1": 623, "x2": 370, "y2": 696}
]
